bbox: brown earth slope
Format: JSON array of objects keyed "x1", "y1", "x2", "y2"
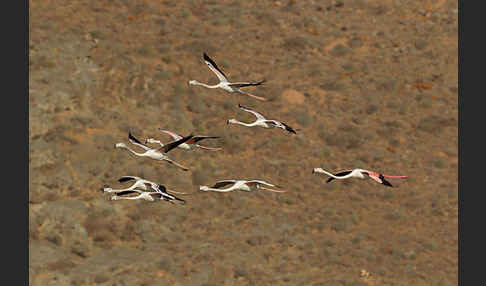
[{"x1": 29, "y1": 0, "x2": 458, "y2": 285}]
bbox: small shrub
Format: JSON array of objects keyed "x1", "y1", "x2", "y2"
[
  {"x1": 329, "y1": 44, "x2": 352, "y2": 57},
  {"x1": 187, "y1": 98, "x2": 206, "y2": 114},
  {"x1": 155, "y1": 70, "x2": 172, "y2": 80},
  {"x1": 320, "y1": 80, "x2": 345, "y2": 91},
  {"x1": 137, "y1": 46, "x2": 155, "y2": 57},
  {"x1": 342, "y1": 62, "x2": 355, "y2": 71},
  {"x1": 382, "y1": 192, "x2": 394, "y2": 200},
  {"x1": 352, "y1": 234, "x2": 364, "y2": 245},
  {"x1": 433, "y1": 159, "x2": 446, "y2": 169},
  {"x1": 331, "y1": 220, "x2": 350, "y2": 233},
  {"x1": 192, "y1": 168, "x2": 210, "y2": 186},
  {"x1": 295, "y1": 111, "x2": 311, "y2": 127},
  {"x1": 422, "y1": 241, "x2": 439, "y2": 251},
  {"x1": 403, "y1": 250, "x2": 417, "y2": 260},
  {"x1": 366, "y1": 104, "x2": 379, "y2": 114},
  {"x1": 384, "y1": 210, "x2": 403, "y2": 221},
  {"x1": 417, "y1": 115, "x2": 445, "y2": 134},
  {"x1": 282, "y1": 36, "x2": 312, "y2": 50},
  {"x1": 89, "y1": 30, "x2": 105, "y2": 40},
  {"x1": 324, "y1": 239, "x2": 336, "y2": 247}
]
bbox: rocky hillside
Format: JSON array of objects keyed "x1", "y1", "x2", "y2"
[{"x1": 30, "y1": 0, "x2": 458, "y2": 285}]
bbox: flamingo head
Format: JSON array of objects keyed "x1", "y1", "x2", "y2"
[
  {"x1": 145, "y1": 138, "x2": 158, "y2": 144},
  {"x1": 115, "y1": 143, "x2": 126, "y2": 149},
  {"x1": 199, "y1": 185, "x2": 210, "y2": 191},
  {"x1": 227, "y1": 119, "x2": 237, "y2": 125}
]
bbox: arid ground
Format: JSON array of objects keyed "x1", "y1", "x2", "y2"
[{"x1": 29, "y1": 0, "x2": 458, "y2": 285}]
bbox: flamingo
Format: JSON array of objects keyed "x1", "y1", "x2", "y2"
[
  {"x1": 199, "y1": 179, "x2": 286, "y2": 193},
  {"x1": 101, "y1": 176, "x2": 188, "y2": 195},
  {"x1": 110, "y1": 185, "x2": 185, "y2": 204},
  {"x1": 227, "y1": 104, "x2": 297, "y2": 134},
  {"x1": 114, "y1": 132, "x2": 193, "y2": 171},
  {"x1": 189, "y1": 53, "x2": 267, "y2": 101},
  {"x1": 312, "y1": 168, "x2": 408, "y2": 187},
  {"x1": 145, "y1": 129, "x2": 222, "y2": 151}
]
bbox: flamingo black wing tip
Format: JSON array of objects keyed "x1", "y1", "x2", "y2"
[{"x1": 382, "y1": 179, "x2": 393, "y2": 187}]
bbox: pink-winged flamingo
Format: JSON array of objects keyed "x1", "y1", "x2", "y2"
[
  {"x1": 312, "y1": 168, "x2": 408, "y2": 187},
  {"x1": 114, "y1": 132, "x2": 193, "y2": 171},
  {"x1": 145, "y1": 129, "x2": 222, "y2": 151}
]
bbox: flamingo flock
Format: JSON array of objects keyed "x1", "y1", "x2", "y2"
[{"x1": 101, "y1": 52, "x2": 408, "y2": 203}]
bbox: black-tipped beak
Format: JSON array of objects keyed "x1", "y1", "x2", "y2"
[
  {"x1": 226, "y1": 120, "x2": 229, "y2": 125},
  {"x1": 312, "y1": 169, "x2": 315, "y2": 174}
]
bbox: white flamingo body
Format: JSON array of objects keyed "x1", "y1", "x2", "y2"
[
  {"x1": 199, "y1": 179, "x2": 286, "y2": 193},
  {"x1": 111, "y1": 190, "x2": 160, "y2": 202},
  {"x1": 312, "y1": 168, "x2": 408, "y2": 187},
  {"x1": 102, "y1": 176, "x2": 188, "y2": 195},
  {"x1": 189, "y1": 53, "x2": 267, "y2": 101},
  {"x1": 110, "y1": 189, "x2": 185, "y2": 204},
  {"x1": 145, "y1": 129, "x2": 222, "y2": 151},
  {"x1": 106, "y1": 176, "x2": 186, "y2": 203},
  {"x1": 115, "y1": 132, "x2": 193, "y2": 171},
  {"x1": 102, "y1": 176, "x2": 153, "y2": 193},
  {"x1": 227, "y1": 104, "x2": 297, "y2": 134}
]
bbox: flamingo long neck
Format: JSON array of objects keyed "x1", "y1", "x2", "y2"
[
  {"x1": 192, "y1": 81, "x2": 219, "y2": 88},
  {"x1": 118, "y1": 145, "x2": 144, "y2": 157},
  {"x1": 103, "y1": 186, "x2": 131, "y2": 193},
  {"x1": 231, "y1": 120, "x2": 258, "y2": 127},
  {"x1": 203, "y1": 186, "x2": 235, "y2": 192}
]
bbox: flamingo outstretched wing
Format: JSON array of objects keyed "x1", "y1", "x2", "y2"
[{"x1": 203, "y1": 53, "x2": 229, "y2": 83}]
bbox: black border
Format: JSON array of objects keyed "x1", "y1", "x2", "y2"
[
  {"x1": 458, "y1": 1, "x2": 464, "y2": 285},
  {"x1": 25, "y1": 0, "x2": 30, "y2": 284}
]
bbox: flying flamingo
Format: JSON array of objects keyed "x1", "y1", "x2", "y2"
[
  {"x1": 312, "y1": 168, "x2": 408, "y2": 187},
  {"x1": 110, "y1": 185, "x2": 185, "y2": 204},
  {"x1": 199, "y1": 180, "x2": 286, "y2": 193},
  {"x1": 145, "y1": 129, "x2": 222, "y2": 151},
  {"x1": 101, "y1": 176, "x2": 188, "y2": 195},
  {"x1": 114, "y1": 132, "x2": 193, "y2": 171},
  {"x1": 189, "y1": 53, "x2": 267, "y2": 101},
  {"x1": 227, "y1": 104, "x2": 297, "y2": 134}
]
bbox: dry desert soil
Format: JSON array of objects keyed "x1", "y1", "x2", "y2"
[{"x1": 29, "y1": 0, "x2": 458, "y2": 285}]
